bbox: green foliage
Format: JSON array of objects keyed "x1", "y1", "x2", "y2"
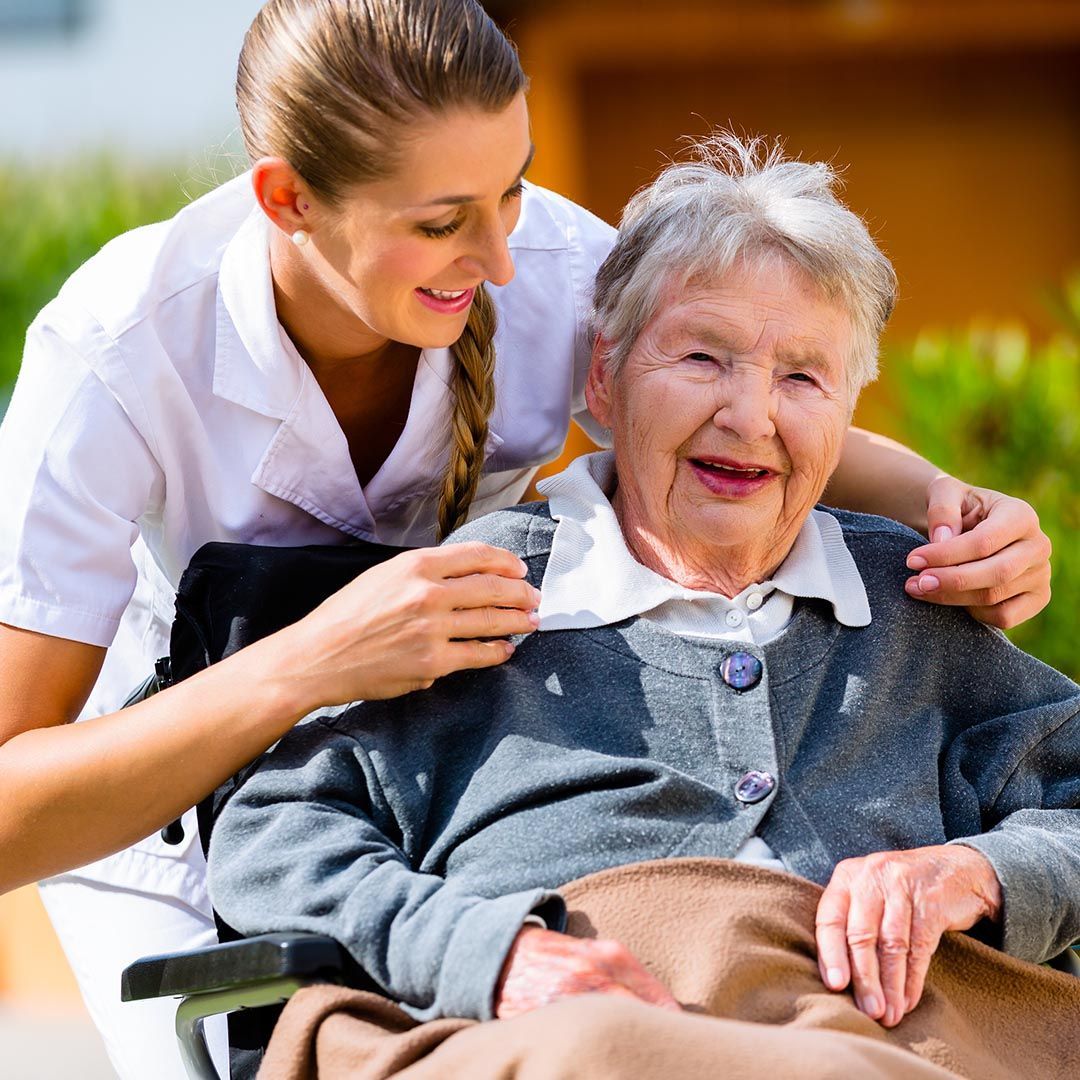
[
  {"x1": 0, "y1": 161, "x2": 216, "y2": 399},
  {"x1": 888, "y1": 280, "x2": 1080, "y2": 679}
]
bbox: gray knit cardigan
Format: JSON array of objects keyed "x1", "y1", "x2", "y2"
[{"x1": 209, "y1": 504, "x2": 1080, "y2": 1022}]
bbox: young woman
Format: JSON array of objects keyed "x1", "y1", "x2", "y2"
[{"x1": 0, "y1": 1, "x2": 1051, "y2": 1076}]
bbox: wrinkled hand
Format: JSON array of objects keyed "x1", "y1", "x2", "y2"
[
  {"x1": 495, "y1": 926, "x2": 681, "y2": 1019},
  {"x1": 277, "y1": 542, "x2": 540, "y2": 708},
  {"x1": 815, "y1": 845, "x2": 1002, "y2": 1028},
  {"x1": 905, "y1": 476, "x2": 1052, "y2": 629}
]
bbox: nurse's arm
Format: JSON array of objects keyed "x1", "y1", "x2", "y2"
[
  {"x1": 0, "y1": 621, "x2": 317, "y2": 894},
  {"x1": 827, "y1": 425, "x2": 1051, "y2": 629},
  {"x1": 0, "y1": 543, "x2": 541, "y2": 894}
]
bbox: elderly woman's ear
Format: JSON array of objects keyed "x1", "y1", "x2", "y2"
[{"x1": 584, "y1": 335, "x2": 616, "y2": 430}]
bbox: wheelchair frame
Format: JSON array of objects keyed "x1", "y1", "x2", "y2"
[{"x1": 122, "y1": 932, "x2": 1080, "y2": 1080}]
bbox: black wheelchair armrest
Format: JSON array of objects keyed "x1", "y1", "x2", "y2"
[{"x1": 121, "y1": 932, "x2": 348, "y2": 1002}]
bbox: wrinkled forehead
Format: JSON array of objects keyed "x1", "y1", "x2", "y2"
[{"x1": 643, "y1": 254, "x2": 854, "y2": 363}]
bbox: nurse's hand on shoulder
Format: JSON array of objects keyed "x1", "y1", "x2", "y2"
[
  {"x1": 273, "y1": 542, "x2": 540, "y2": 708},
  {"x1": 904, "y1": 475, "x2": 1052, "y2": 629}
]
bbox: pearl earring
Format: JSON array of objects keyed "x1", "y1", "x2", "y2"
[{"x1": 291, "y1": 229, "x2": 310, "y2": 247}]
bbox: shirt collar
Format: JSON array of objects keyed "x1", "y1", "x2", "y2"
[
  {"x1": 214, "y1": 204, "x2": 302, "y2": 420},
  {"x1": 535, "y1": 451, "x2": 871, "y2": 632}
]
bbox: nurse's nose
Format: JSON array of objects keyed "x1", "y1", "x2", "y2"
[
  {"x1": 712, "y1": 373, "x2": 777, "y2": 443},
  {"x1": 457, "y1": 220, "x2": 516, "y2": 288}
]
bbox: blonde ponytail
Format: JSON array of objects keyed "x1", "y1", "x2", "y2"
[{"x1": 436, "y1": 285, "x2": 498, "y2": 541}]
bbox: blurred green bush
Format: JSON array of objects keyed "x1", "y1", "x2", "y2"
[
  {"x1": 888, "y1": 278, "x2": 1080, "y2": 679},
  {"x1": 0, "y1": 162, "x2": 216, "y2": 403}
]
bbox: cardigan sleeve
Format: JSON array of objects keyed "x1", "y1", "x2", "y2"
[
  {"x1": 940, "y1": 630, "x2": 1080, "y2": 963},
  {"x1": 207, "y1": 717, "x2": 564, "y2": 1021}
]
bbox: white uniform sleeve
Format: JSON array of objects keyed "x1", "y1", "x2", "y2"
[
  {"x1": 0, "y1": 312, "x2": 163, "y2": 647},
  {"x1": 565, "y1": 199, "x2": 617, "y2": 448}
]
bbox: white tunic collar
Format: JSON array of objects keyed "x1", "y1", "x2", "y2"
[
  {"x1": 211, "y1": 205, "x2": 503, "y2": 541},
  {"x1": 535, "y1": 451, "x2": 871, "y2": 638}
]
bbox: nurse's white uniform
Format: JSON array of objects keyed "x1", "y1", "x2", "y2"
[{"x1": 0, "y1": 174, "x2": 615, "y2": 1079}]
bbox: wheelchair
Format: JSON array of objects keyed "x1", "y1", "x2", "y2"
[
  {"x1": 121, "y1": 919, "x2": 1080, "y2": 1080},
  {"x1": 117, "y1": 538, "x2": 409, "y2": 1079},
  {"x1": 117, "y1": 539, "x2": 1080, "y2": 1079}
]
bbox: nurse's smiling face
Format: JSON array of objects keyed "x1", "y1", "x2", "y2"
[{"x1": 265, "y1": 92, "x2": 532, "y2": 359}]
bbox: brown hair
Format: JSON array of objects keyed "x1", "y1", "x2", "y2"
[{"x1": 237, "y1": 0, "x2": 526, "y2": 539}]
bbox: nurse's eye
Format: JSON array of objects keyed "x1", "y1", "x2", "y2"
[
  {"x1": 502, "y1": 182, "x2": 525, "y2": 203},
  {"x1": 419, "y1": 214, "x2": 465, "y2": 239}
]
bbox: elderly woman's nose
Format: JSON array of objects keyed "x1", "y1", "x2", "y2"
[{"x1": 711, "y1": 380, "x2": 777, "y2": 443}]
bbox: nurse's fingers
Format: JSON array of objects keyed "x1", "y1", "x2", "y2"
[
  {"x1": 922, "y1": 475, "x2": 967, "y2": 550},
  {"x1": 449, "y1": 605, "x2": 539, "y2": 640},
  {"x1": 442, "y1": 638, "x2": 518, "y2": 674},
  {"x1": 424, "y1": 541, "x2": 530, "y2": 581},
  {"x1": 443, "y1": 572, "x2": 541, "y2": 613},
  {"x1": 906, "y1": 523, "x2": 1049, "y2": 578},
  {"x1": 904, "y1": 557, "x2": 1050, "y2": 627},
  {"x1": 964, "y1": 581, "x2": 1051, "y2": 631}
]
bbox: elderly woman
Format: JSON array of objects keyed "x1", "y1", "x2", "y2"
[{"x1": 209, "y1": 136, "x2": 1080, "y2": 1079}]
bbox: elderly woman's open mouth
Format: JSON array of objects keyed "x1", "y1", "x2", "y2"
[{"x1": 687, "y1": 455, "x2": 778, "y2": 497}]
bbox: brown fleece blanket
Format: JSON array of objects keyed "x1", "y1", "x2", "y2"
[{"x1": 257, "y1": 859, "x2": 1080, "y2": 1079}]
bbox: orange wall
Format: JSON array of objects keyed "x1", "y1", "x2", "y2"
[
  {"x1": 513, "y1": 0, "x2": 1080, "y2": 479},
  {"x1": 0, "y1": 886, "x2": 83, "y2": 1010}
]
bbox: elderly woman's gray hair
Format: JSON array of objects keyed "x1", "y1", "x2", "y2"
[{"x1": 591, "y1": 133, "x2": 898, "y2": 394}]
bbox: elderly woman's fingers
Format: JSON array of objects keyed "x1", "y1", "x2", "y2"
[
  {"x1": 843, "y1": 885, "x2": 887, "y2": 1020},
  {"x1": 876, "y1": 892, "x2": 913, "y2": 1028},
  {"x1": 596, "y1": 940, "x2": 683, "y2": 1012},
  {"x1": 817, "y1": 847, "x2": 1003, "y2": 1029},
  {"x1": 814, "y1": 875, "x2": 853, "y2": 992},
  {"x1": 903, "y1": 913, "x2": 944, "y2": 1015},
  {"x1": 495, "y1": 928, "x2": 680, "y2": 1019}
]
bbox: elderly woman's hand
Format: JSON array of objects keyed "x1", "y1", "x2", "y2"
[
  {"x1": 904, "y1": 476, "x2": 1052, "y2": 629},
  {"x1": 494, "y1": 926, "x2": 681, "y2": 1019},
  {"x1": 815, "y1": 845, "x2": 1002, "y2": 1029}
]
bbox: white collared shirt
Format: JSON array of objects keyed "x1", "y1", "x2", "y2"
[
  {"x1": 0, "y1": 173, "x2": 615, "y2": 897},
  {"x1": 537, "y1": 452, "x2": 871, "y2": 642},
  {"x1": 535, "y1": 452, "x2": 873, "y2": 875}
]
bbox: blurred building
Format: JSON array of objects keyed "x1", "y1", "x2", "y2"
[
  {"x1": 487, "y1": 0, "x2": 1080, "y2": 452},
  {"x1": 0, "y1": 0, "x2": 261, "y2": 161}
]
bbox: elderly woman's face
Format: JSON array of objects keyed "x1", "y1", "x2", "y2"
[{"x1": 588, "y1": 255, "x2": 854, "y2": 581}]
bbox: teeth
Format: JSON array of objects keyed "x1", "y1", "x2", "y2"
[
  {"x1": 701, "y1": 462, "x2": 766, "y2": 476},
  {"x1": 422, "y1": 287, "x2": 468, "y2": 300}
]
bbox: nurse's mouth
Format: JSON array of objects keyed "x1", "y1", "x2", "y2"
[{"x1": 415, "y1": 286, "x2": 476, "y2": 315}]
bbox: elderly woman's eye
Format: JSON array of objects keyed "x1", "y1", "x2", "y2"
[
  {"x1": 786, "y1": 371, "x2": 816, "y2": 384},
  {"x1": 686, "y1": 352, "x2": 715, "y2": 363}
]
